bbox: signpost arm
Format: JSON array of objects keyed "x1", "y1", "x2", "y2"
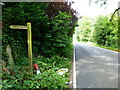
[{"x1": 27, "y1": 22, "x2": 33, "y2": 74}]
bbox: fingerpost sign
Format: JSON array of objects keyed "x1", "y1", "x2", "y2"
[{"x1": 10, "y1": 22, "x2": 33, "y2": 74}]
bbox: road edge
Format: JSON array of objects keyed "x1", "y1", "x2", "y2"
[{"x1": 73, "y1": 45, "x2": 77, "y2": 88}]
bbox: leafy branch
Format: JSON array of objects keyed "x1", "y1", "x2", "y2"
[{"x1": 109, "y1": 7, "x2": 120, "y2": 21}]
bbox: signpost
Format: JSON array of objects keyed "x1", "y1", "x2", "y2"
[{"x1": 10, "y1": 22, "x2": 33, "y2": 74}]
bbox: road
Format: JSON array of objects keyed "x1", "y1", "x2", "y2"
[{"x1": 74, "y1": 42, "x2": 119, "y2": 88}]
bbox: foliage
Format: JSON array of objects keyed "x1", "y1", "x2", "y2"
[
  {"x1": 2, "y1": 2, "x2": 77, "y2": 89},
  {"x1": 2, "y1": 55, "x2": 71, "y2": 89},
  {"x1": 42, "y1": 11, "x2": 73, "y2": 58},
  {"x1": 93, "y1": 14, "x2": 118, "y2": 48},
  {"x1": 118, "y1": 16, "x2": 120, "y2": 50},
  {"x1": 2, "y1": 69, "x2": 68, "y2": 89},
  {"x1": 32, "y1": 69, "x2": 68, "y2": 89},
  {"x1": 93, "y1": 15, "x2": 108, "y2": 45},
  {"x1": 2, "y1": 2, "x2": 76, "y2": 89},
  {"x1": 76, "y1": 16, "x2": 94, "y2": 41},
  {"x1": 2, "y1": 2, "x2": 49, "y2": 61},
  {"x1": 76, "y1": 14, "x2": 118, "y2": 49},
  {"x1": 46, "y1": 2, "x2": 78, "y2": 37},
  {"x1": 2, "y1": 2, "x2": 75, "y2": 60},
  {"x1": 33, "y1": 55, "x2": 71, "y2": 72}
]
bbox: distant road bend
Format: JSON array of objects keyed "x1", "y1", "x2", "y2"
[{"x1": 74, "y1": 42, "x2": 119, "y2": 88}]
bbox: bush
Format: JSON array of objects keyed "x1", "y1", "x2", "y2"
[
  {"x1": 31, "y1": 69, "x2": 68, "y2": 89},
  {"x1": 33, "y1": 55, "x2": 71, "y2": 72},
  {"x1": 41, "y1": 11, "x2": 73, "y2": 58}
]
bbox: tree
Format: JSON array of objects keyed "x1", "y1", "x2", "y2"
[
  {"x1": 76, "y1": 16, "x2": 94, "y2": 42},
  {"x1": 93, "y1": 14, "x2": 118, "y2": 47},
  {"x1": 46, "y1": 2, "x2": 78, "y2": 36}
]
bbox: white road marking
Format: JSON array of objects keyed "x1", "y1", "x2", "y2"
[
  {"x1": 94, "y1": 51, "x2": 100, "y2": 54},
  {"x1": 73, "y1": 46, "x2": 77, "y2": 88}
]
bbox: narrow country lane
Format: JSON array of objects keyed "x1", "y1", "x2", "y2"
[{"x1": 74, "y1": 42, "x2": 119, "y2": 88}]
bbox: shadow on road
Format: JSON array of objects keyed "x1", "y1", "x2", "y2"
[{"x1": 74, "y1": 43, "x2": 118, "y2": 88}]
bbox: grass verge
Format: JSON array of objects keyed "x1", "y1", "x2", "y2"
[{"x1": 79, "y1": 41, "x2": 119, "y2": 52}]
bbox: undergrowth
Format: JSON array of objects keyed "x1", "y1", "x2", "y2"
[{"x1": 2, "y1": 55, "x2": 71, "y2": 89}]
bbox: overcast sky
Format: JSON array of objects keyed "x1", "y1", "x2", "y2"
[{"x1": 71, "y1": 0, "x2": 119, "y2": 17}]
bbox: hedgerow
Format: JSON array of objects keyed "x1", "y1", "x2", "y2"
[{"x1": 2, "y1": 2, "x2": 76, "y2": 89}]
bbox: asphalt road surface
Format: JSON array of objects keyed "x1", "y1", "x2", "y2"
[{"x1": 74, "y1": 42, "x2": 119, "y2": 88}]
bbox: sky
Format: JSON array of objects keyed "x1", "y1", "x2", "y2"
[{"x1": 71, "y1": 0, "x2": 120, "y2": 17}]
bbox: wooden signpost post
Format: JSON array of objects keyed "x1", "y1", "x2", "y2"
[{"x1": 10, "y1": 22, "x2": 33, "y2": 74}]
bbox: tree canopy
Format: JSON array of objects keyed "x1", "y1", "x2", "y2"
[{"x1": 76, "y1": 14, "x2": 118, "y2": 48}]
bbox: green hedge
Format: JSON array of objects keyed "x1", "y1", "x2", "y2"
[{"x1": 2, "y1": 2, "x2": 74, "y2": 61}]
